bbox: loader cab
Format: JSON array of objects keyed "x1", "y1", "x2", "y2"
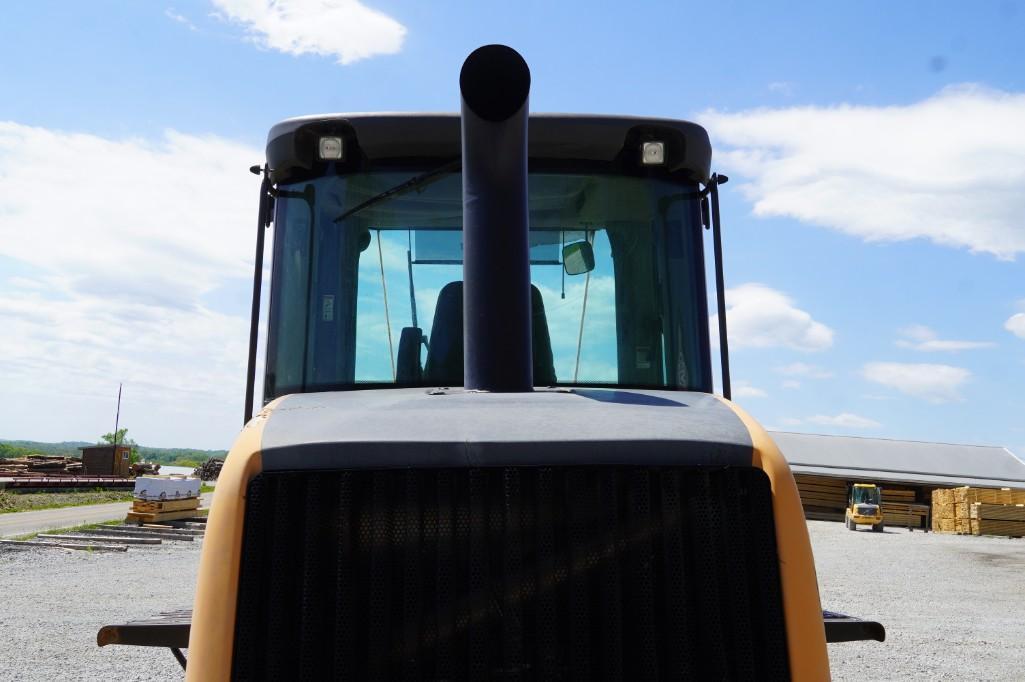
[
  {"x1": 846, "y1": 483, "x2": 884, "y2": 532},
  {"x1": 259, "y1": 114, "x2": 715, "y2": 402}
]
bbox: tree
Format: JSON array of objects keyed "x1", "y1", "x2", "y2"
[{"x1": 100, "y1": 428, "x2": 140, "y2": 465}]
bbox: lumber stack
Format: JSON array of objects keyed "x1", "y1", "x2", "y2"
[
  {"x1": 932, "y1": 487, "x2": 1025, "y2": 537},
  {"x1": 126, "y1": 498, "x2": 206, "y2": 523},
  {"x1": 127, "y1": 476, "x2": 206, "y2": 523},
  {"x1": 0, "y1": 454, "x2": 84, "y2": 476},
  {"x1": 879, "y1": 486, "x2": 927, "y2": 528},
  {"x1": 793, "y1": 474, "x2": 846, "y2": 521}
]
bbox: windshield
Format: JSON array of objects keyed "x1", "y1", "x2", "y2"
[
  {"x1": 264, "y1": 168, "x2": 710, "y2": 399},
  {"x1": 852, "y1": 487, "x2": 880, "y2": 505}
]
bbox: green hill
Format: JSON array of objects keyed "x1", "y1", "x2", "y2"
[{"x1": 0, "y1": 439, "x2": 226, "y2": 468}]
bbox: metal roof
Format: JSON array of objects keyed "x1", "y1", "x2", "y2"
[
  {"x1": 264, "y1": 113, "x2": 713, "y2": 184},
  {"x1": 770, "y1": 431, "x2": 1025, "y2": 489}
]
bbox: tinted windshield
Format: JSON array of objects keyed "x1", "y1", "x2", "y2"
[
  {"x1": 264, "y1": 169, "x2": 710, "y2": 399},
  {"x1": 853, "y1": 487, "x2": 881, "y2": 505}
]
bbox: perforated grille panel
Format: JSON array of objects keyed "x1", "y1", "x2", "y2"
[{"x1": 232, "y1": 466, "x2": 789, "y2": 681}]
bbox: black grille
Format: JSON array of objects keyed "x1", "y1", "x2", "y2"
[{"x1": 232, "y1": 467, "x2": 789, "y2": 681}]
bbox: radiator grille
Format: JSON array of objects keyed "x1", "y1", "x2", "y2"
[{"x1": 232, "y1": 466, "x2": 789, "y2": 681}]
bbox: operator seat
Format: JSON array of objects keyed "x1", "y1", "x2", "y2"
[{"x1": 423, "y1": 281, "x2": 556, "y2": 386}]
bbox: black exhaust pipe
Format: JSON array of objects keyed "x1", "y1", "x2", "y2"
[{"x1": 460, "y1": 45, "x2": 533, "y2": 392}]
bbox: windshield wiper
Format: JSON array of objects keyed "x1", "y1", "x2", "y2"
[{"x1": 333, "y1": 159, "x2": 461, "y2": 223}]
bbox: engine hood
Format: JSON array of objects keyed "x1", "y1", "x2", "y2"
[{"x1": 256, "y1": 388, "x2": 754, "y2": 471}]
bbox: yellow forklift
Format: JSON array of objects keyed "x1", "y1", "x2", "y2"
[
  {"x1": 846, "y1": 483, "x2": 884, "y2": 532},
  {"x1": 97, "y1": 45, "x2": 885, "y2": 680}
]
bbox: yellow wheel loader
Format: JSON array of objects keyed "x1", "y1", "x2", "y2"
[
  {"x1": 97, "y1": 45, "x2": 884, "y2": 680},
  {"x1": 845, "y1": 483, "x2": 884, "y2": 532}
]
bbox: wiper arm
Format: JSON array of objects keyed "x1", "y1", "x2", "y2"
[{"x1": 333, "y1": 159, "x2": 461, "y2": 223}]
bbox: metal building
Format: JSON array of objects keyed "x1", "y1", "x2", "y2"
[{"x1": 770, "y1": 431, "x2": 1025, "y2": 527}]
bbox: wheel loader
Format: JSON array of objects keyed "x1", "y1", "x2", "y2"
[
  {"x1": 845, "y1": 483, "x2": 884, "y2": 532},
  {"x1": 97, "y1": 45, "x2": 884, "y2": 680}
]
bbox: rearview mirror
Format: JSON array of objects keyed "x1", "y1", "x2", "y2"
[{"x1": 562, "y1": 240, "x2": 595, "y2": 275}]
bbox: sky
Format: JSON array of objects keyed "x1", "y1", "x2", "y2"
[{"x1": 1, "y1": 0, "x2": 1023, "y2": 453}]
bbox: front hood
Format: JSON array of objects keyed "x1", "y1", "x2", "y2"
[{"x1": 257, "y1": 388, "x2": 754, "y2": 471}]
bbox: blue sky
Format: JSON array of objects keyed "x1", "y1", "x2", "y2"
[{"x1": 1, "y1": 1, "x2": 1023, "y2": 452}]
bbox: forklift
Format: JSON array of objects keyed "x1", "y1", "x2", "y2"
[
  {"x1": 97, "y1": 45, "x2": 885, "y2": 680},
  {"x1": 846, "y1": 483, "x2": 884, "y2": 532}
]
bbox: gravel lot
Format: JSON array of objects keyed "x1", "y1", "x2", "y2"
[
  {"x1": 810, "y1": 520, "x2": 1025, "y2": 681},
  {"x1": 1, "y1": 520, "x2": 1023, "y2": 680},
  {"x1": 0, "y1": 540, "x2": 200, "y2": 681}
]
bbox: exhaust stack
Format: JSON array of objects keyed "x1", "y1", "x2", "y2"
[{"x1": 460, "y1": 45, "x2": 533, "y2": 392}]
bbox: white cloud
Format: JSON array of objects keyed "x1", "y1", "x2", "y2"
[
  {"x1": 165, "y1": 8, "x2": 198, "y2": 30},
  {"x1": 895, "y1": 324, "x2": 994, "y2": 351},
  {"x1": 211, "y1": 0, "x2": 406, "y2": 65},
  {"x1": 781, "y1": 379, "x2": 801, "y2": 389},
  {"x1": 862, "y1": 361, "x2": 970, "y2": 403},
  {"x1": 702, "y1": 86, "x2": 1025, "y2": 259},
  {"x1": 1006, "y1": 313, "x2": 1025, "y2": 340},
  {"x1": 807, "y1": 413, "x2": 881, "y2": 429},
  {"x1": 733, "y1": 381, "x2": 767, "y2": 399},
  {"x1": 713, "y1": 283, "x2": 833, "y2": 351},
  {"x1": 774, "y1": 361, "x2": 833, "y2": 378},
  {"x1": 0, "y1": 121, "x2": 261, "y2": 447}
]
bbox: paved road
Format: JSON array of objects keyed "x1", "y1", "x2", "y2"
[{"x1": 0, "y1": 493, "x2": 213, "y2": 538}]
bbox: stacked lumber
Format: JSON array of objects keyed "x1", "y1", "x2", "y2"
[
  {"x1": 932, "y1": 487, "x2": 1025, "y2": 537},
  {"x1": 793, "y1": 475, "x2": 846, "y2": 521},
  {"x1": 969, "y1": 503, "x2": 1025, "y2": 537},
  {"x1": 127, "y1": 476, "x2": 206, "y2": 523},
  {"x1": 0, "y1": 455, "x2": 83, "y2": 476},
  {"x1": 881, "y1": 502, "x2": 929, "y2": 528},
  {"x1": 126, "y1": 497, "x2": 206, "y2": 523},
  {"x1": 878, "y1": 486, "x2": 926, "y2": 528}
]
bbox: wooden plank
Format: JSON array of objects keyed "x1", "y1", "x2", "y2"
[
  {"x1": 39, "y1": 533, "x2": 161, "y2": 545},
  {"x1": 85, "y1": 527, "x2": 195, "y2": 541},
  {"x1": 125, "y1": 508, "x2": 208, "y2": 523},
  {"x1": 970, "y1": 503, "x2": 1025, "y2": 522},
  {"x1": 131, "y1": 497, "x2": 199, "y2": 513},
  {"x1": 974, "y1": 519, "x2": 1025, "y2": 537},
  {"x1": 0, "y1": 539, "x2": 128, "y2": 552}
]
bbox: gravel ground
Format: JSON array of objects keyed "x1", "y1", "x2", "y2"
[
  {"x1": 1, "y1": 520, "x2": 1022, "y2": 680},
  {"x1": 0, "y1": 540, "x2": 201, "y2": 681},
  {"x1": 810, "y1": 520, "x2": 1025, "y2": 681}
]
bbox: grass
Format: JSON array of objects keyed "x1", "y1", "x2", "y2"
[
  {"x1": 0, "y1": 489, "x2": 134, "y2": 514},
  {"x1": 11, "y1": 519, "x2": 121, "y2": 541},
  {"x1": 200, "y1": 483, "x2": 215, "y2": 494}
]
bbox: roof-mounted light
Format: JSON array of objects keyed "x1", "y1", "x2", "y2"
[
  {"x1": 641, "y1": 140, "x2": 665, "y2": 165},
  {"x1": 318, "y1": 136, "x2": 344, "y2": 160}
]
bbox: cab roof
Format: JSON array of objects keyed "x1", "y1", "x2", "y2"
[{"x1": 265, "y1": 112, "x2": 712, "y2": 184}]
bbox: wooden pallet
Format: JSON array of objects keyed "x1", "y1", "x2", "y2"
[
  {"x1": 132, "y1": 498, "x2": 200, "y2": 513},
  {"x1": 126, "y1": 508, "x2": 208, "y2": 523}
]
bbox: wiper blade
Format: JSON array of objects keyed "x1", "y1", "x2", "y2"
[{"x1": 333, "y1": 159, "x2": 461, "y2": 223}]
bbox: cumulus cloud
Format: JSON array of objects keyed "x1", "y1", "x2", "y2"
[
  {"x1": 0, "y1": 121, "x2": 261, "y2": 446},
  {"x1": 1007, "y1": 313, "x2": 1025, "y2": 340},
  {"x1": 702, "y1": 86, "x2": 1025, "y2": 259},
  {"x1": 807, "y1": 413, "x2": 881, "y2": 429},
  {"x1": 862, "y1": 361, "x2": 970, "y2": 403},
  {"x1": 895, "y1": 324, "x2": 994, "y2": 351},
  {"x1": 211, "y1": 0, "x2": 406, "y2": 65},
  {"x1": 713, "y1": 283, "x2": 833, "y2": 351}
]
